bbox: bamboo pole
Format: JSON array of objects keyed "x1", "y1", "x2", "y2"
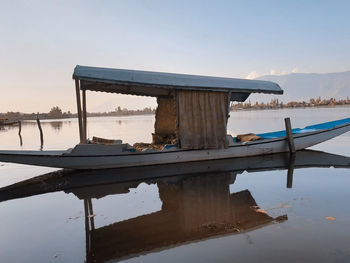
[
  {"x1": 284, "y1": 117, "x2": 296, "y2": 153},
  {"x1": 18, "y1": 120, "x2": 22, "y2": 146},
  {"x1": 82, "y1": 89, "x2": 87, "y2": 143},
  {"x1": 18, "y1": 120, "x2": 21, "y2": 136},
  {"x1": 36, "y1": 117, "x2": 44, "y2": 149},
  {"x1": 75, "y1": 79, "x2": 84, "y2": 143}
]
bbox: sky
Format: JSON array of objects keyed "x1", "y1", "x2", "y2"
[{"x1": 1, "y1": 0, "x2": 350, "y2": 113}]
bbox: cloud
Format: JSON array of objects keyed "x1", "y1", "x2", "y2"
[
  {"x1": 245, "y1": 71, "x2": 260, "y2": 79},
  {"x1": 291, "y1": 67, "x2": 298, "y2": 73},
  {"x1": 270, "y1": 67, "x2": 299, "y2": 76},
  {"x1": 246, "y1": 67, "x2": 299, "y2": 79},
  {"x1": 269, "y1": 69, "x2": 277, "y2": 75}
]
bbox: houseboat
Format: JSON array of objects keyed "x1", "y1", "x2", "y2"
[{"x1": 0, "y1": 65, "x2": 349, "y2": 169}]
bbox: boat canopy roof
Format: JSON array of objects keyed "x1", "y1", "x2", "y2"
[{"x1": 73, "y1": 65, "x2": 283, "y2": 101}]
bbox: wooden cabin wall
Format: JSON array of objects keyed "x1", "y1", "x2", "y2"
[
  {"x1": 176, "y1": 90, "x2": 229, "y2": 149},
  {"x1": 153, "y1": 97, "x2": 177, "y2": 144}
]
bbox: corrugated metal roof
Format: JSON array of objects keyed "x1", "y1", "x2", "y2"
[{"x1": 73, "y1": 65, "x2": 283, "y2": 97}]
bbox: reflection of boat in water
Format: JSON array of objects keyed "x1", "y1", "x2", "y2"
[
  {"x1": 82, "y1": 175, "x2": 286, "y2": 263},
  {"x1": 0, "y1": 65, "x2": 349, "y2": 169},
  {"x1": 0, "y1": 118, "x2": 18, "y2": 126},
  {"x1": 1, "y1": 149, "x2": 349, "y2": 262},
  {"x1": 1, "y1": 149, "x2": 349, "y2": 202}
]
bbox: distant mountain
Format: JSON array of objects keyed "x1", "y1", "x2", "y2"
[{"x1": 251, "y1": 71, "x2": 350, "y2": 103}]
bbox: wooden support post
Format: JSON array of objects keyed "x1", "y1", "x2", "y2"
[
  {"x1": 82, "y1": 89, "x2": 87, "y2": 143},
  {"x1": 284, "y1": 117, "x2": 296, "y2": 153},
  {"x1": 287, "y1": 153, "x2": 296, "y2": 188},
  {"x1": 36, "y1": 117, "x2": 44, "y2": 149},
  {"x1": 75, "y1": 79, "x2": 84, "y2": 143}
]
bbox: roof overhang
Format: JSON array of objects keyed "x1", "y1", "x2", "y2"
[{"x1": 73, "y1": 65, "x2": 283, "y2": 101}]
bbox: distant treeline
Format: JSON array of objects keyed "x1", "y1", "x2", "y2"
[
  {"x1": 2, "y1": 97, "x2": 349, "y2": 120},
  {"x1": 231, "y1": 97, "x2": 350, "y2": 111},
  {"x1": 0, "y1": 106, "x2": 155, "y2": 120}
]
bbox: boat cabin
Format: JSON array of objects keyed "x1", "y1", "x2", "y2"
[{"x1": 72, "y1": 66, "x2": 282, "y2": 151}]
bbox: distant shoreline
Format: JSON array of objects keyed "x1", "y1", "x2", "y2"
[
  {"x1": 230, "y1": 103, "x2": 350, "y2": 112},
  {"x1": 0, "y1": 107, "x2": 155, "y2": 121},
  {"x1": 2, "y1": 98, "x2": 349, "y2": 121},
  {"x1": 231, "y1": 97, "x2": 350, "y2": 111},
  {"x1": 0, "y1": 112, "x2": 156, "y2": 121}
]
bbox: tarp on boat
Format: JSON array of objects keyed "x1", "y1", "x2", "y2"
[{"x1": 177, "y1": 90, "x2": 229, "y2": 149}]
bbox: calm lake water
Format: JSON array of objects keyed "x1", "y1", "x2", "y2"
[{"x1": 0, "y1": 107, "x2": 350, "y2": 263}]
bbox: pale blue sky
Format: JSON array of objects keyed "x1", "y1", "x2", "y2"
[{"x1": 1, "y1": 0, "x2": 350, "y2": 112}]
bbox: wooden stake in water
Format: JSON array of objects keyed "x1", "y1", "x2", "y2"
[
  {"x1": 284, "y1": 117, "x2": 296, "y2": 153},
  {"x1": 18, "y1": 120, "x2": 22, "y2": 135},
  {"x1": 18, "y1": 120, "x2": 22, "y2": 146},
  {"x1": 36, "y1": 117, "x2": 44, "y2": 149},
  {"x1": 287, "y1": 153, "x2": 296, "y2": 188}
]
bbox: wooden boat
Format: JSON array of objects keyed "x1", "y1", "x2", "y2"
[
  {"x1": 0, "y1": 65, "x2": 349, "y2": 169},
  {"x1": 0, "y1": 117, "x2": 349, "y2": 169}
]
